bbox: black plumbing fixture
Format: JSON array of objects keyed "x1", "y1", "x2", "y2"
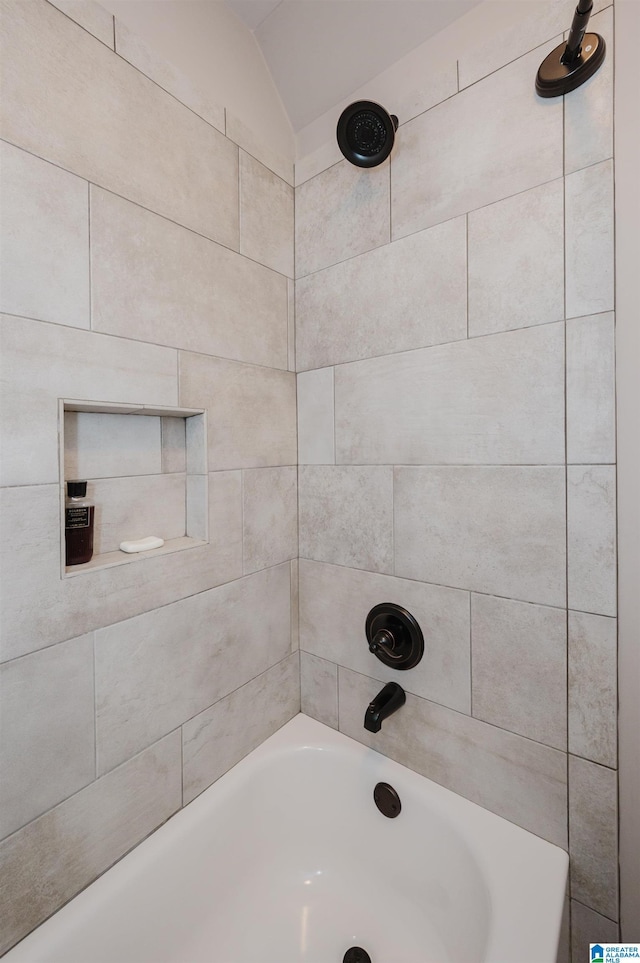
[
  {"x1": 336, "y1": 101, "x2": 398, "y2": 168},
  {"x1": 343, "y1": 948, "x2": 372, "y2": 963},
  {"x1": 536, "y1": 0, "x2": 605, "y2": 97},
  {"x1": 366, "y1": 603, "x2": 424, "y2": 670},
  {"x1": 364, "y1": 681, "x2": 406, "y2": 733},
  {"x1": 373, "y1": 781, "x2": 402, "y2": 818}
]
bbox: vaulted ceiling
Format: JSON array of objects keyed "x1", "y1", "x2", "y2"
[{"x1": 224, "y1": 0, "x2": 482, "y2": 131}]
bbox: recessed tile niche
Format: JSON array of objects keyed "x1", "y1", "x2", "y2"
[{"x1": 60, "y1": 400, "x2": 207, "y2": 577}]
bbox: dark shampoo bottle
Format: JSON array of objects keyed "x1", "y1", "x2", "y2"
[{"x1": 65, "y1": 480, "x2": 94, "y2": 566}]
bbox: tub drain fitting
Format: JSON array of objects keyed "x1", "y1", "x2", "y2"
[{"x1": 373, "y1": 781, "x2": 401, "y2": 818}]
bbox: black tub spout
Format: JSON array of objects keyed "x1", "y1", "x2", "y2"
[{"x1": 364, "y1": 682, "x2": 406, "y2": 733}]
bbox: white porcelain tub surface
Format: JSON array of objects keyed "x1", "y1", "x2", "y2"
[{"x1": 5, "y1": 714, "x2": 568, "y2": 963}]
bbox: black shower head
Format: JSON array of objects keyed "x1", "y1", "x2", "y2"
[
  {"x1": 536, "y1": 0, "x2": 606, "y2": 97},
  {"x1": 336, "y1": 101, "x2": 399, "y2": 168}
]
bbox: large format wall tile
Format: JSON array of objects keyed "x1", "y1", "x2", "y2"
[
  {"x1": 569, "y1": 755, "x2": 618, "y2": 921},
  {"x1": 0, "y1": 0, "x2": 238, "y2": 248},
  {"x1": 295, "y1": 158, "x2": 389, "y2": 277},
  {"x1": 287, "y1": 278, "x2": 296, "y2": 371},
  {"x1": 338, "y1": 667, "x2": 568, "y2": 848},
  {"x1": 299, "y1": 466, "x2": 393, "y2": 574},
  {"x1": 391, "y1": 44, "x2": 563, "y2": 240},
  {"x1": 468, "y1": 180, "x2": 564, "y2": 336},
  {"x1": 471, "y1": 595, "x2": 566, "y2": 750},
  {"x1": 114, "y1": 20, "x2": 225, "y2": 133},
  {"x1": 564, "y1": 7, "x2": 614, "y2": 176},
  {"x1": 335, "y1": 324, "x2": 565, "y2": 466},
  {"x1": 0, "y1": 141, "x2": 89, "y2": 328},
  {"x1": 566, "y1": 313, "x2": 616, "y2": 464},
  {"x1": 300, "y1": 651, "x2": 338, "y2": 729},
  {"x1": 226, "y1": 111, "x2": 294, "y2": 187},
  {"x1": 64, "y1": 411, "x2": 162, "y2": 479},
  {"x1": 0, "y1": 472, "x2": 242, "y2": 661},
  {"x1": 296, "y1": 217, "x2": 466, "y2": 369},
  {"x1": 290, "y1": 558, "x2": 299, "y2": 651},
  {"x1": 299, "y1": 560, "x2": 470, "y2": 713},
  {"x1": 570, "y1": 900, "x2": 619, "y2": 960},
  {"x1": 0, "y1": 732, "x2": 182, "y2": 957},
  {"x1": 179, "y1": 353, "x2": 296, "y2": 470},
  {"x1": 567, "y1": 466, "x2": 616, "y2": 616},
  {"x1": 240, "y1": 151, "x2": 294, "y2": 278},
  {"x1": 161, "y1": 417, "x2": 187, "y2": 474},
  {"x1": 394, "y1": 467, "x2": 566, "y2": 607},
  {"x1": 565, "y1": 160, "x2": 614, "y2": 320},
  {"x1": 182, "y1": 652, "x2": 299, "y2": 804},
  {"x1": 456, "y1": 0, "x2": 610, "y2": 90},
  {"x1": 48, "y1": 0, "x2": 114, "y2": 48},
  {"x1": 242, "y1": 467, "x2": 297, "y2": 573},
  {"x1": 569, "y1": 612, "x2": 617, "y2": 768},
  {"x1": 95, "y1": 564, "x2": 291, "y2": 774},
  {"x1": 0, "y1": 635, "x2": 94, "y2": 840},
  {"x1": 91, "y1": 188, "x2": 288, "y2": 370},
  {"x1": 297, "y1": 367, "x2": 335, "y2": 465},
  {"x1": 295, "y1": 141, "x2": 343, "y2": 188},
  {"x1": 0, "y1": 315, "x2": 178, "y2": 488}
]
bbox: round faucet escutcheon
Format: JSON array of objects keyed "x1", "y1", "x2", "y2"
[{"x1": 365, "y1": 603, "x2": 424, "y2": 670}]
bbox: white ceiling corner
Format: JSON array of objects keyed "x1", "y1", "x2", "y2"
[{"x1": 224, "y1": 0, "x2": 482, "y2": 132}]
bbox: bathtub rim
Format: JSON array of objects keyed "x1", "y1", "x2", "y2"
[{"x1": 4, "y1": 712, "x2": 568, "y2": 963}]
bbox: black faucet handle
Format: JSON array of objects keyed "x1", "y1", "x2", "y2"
[{"x1": 369, "y1": 628, "x2": 405, "y2": 662}]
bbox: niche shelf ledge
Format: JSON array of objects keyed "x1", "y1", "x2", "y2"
[
  {"x1": 59, "y1": 399, "x2": 208, "y2": 579},
  {"x1": 63, "y1": 536, "x2": 208, "y2": 577}
]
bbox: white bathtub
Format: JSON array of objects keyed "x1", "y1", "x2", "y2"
[{"x1": 5, "y1": 714, "x2": 567, "y2": 963}]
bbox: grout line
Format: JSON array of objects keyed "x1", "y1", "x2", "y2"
[
  {"x1": 391, "y1": 467, "x2": 395, "y2": 576},
  {"x1": 465, "y1": 213, "x2": 470, "y2": 339},
  {"x1": 331, "y1": 367, "x2": 336, "y2": 465},
  {"x1": 295, "y1": 555, "x2": 618, "y2": 619},
  {"x1": 111, "y1": 40, "x2": 227, "y2": 140},
  {"x1": 610, "y1": 0, "x2": 622, "y2": 929},
  {"x1": 237, "y1": 144, "x2": 242, "y2": 255},
  {"x1": 2, "y1": 462, "x2": 619, "y2": 494},
  {"x1": 295, "y1": 157, "x2": 611, "y2": 285},
  {"x1": 92, "y1": 633, "x2": 97, "y2": 778},
  {"x1": 469, "y1": 593, "x2": 473, "y2": 717},
  {"x1": 240, "y1": 469, "x2": 245, "y2": 575},
  {"x1": 561, "y1": 83, "x2": 572, "y2": 867},
  {"x1": 43, "y1": 0, "x2": 115, "y2": 52},
  {"x1": 388, "y1": 153, "x2": 392, "y2": 244},
  {"x1": 180, "y1": 724, "x2": 184, "y2": 808},
  {"x1": 177, "y1": 650, "x2": 297, "y2": 737},
  {"x1": 337, "y1": 662, "x2": 590, "y2": 761},
  {"x1": 293, "y1": 309, "x2": 615, "y2": 373},
  {"x1": 87, "y1": 182, "x2": 92, "y2": 331},
  {"x1": 295, "y1": 26, "x2": 585, "y2": 190},
  {"x1": 0, "y1": 561, "x2": 293, "y2": 669},
  {"x1": 0, "y1": 312, "x2": 288, "y2": 376},
  {"x1": 568, "y1": 897, "x2": 619, "y2": 927},
  {"x1": 0, "y1": 137, "x2": 290, "y2": 279},
  {"x1": 111, "y1": 14, "x2": 115, "y2": 51}
]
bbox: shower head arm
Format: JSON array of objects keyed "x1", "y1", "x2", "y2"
[
  {"x1": 562, "y1": 0, "x2": 594, "y2": 65},
  {"x1": 535, "y1": 0, "x2": 605, "y2": 97}
]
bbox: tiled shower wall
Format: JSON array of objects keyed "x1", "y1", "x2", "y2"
[
  {"x1": 296, "y1": 4, "x2": 618, "y2": 960},
  {"x1": 0, "y1": 0, "x2": 298, "y2": 953}
]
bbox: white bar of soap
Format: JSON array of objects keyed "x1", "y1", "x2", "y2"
[{"x1": 119, "y1": 536, "x2": 165, "y2": 554}]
